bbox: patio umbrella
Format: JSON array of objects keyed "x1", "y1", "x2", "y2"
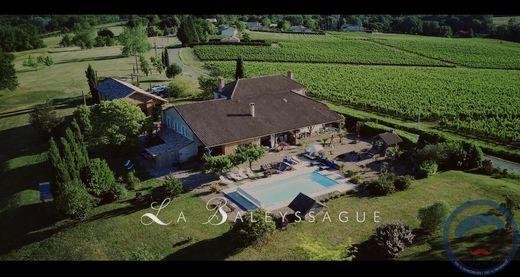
[{"x1": 306, "y1": 144, "x2": 324, "y2": 154}]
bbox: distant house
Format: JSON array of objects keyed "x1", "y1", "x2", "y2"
[
  {"x1": 205, "y1": 18, "x2": 217, "y2": 24},
  {"x1": 372, "y1": 131, "x2": 403, "y2": 154},
  {"x1": 219, "y1": 26, "x2": 238, "y2": 37},
  {"x1": 341, "y1": 23, "x2": 364, "y2": 32},
  {"x1": 288, "y1": 193, "x2": 327, "y2": 220},
  {"x1": 145, "y1": 72, "x2": 342, "y2": 168},
  {"x1": 247, "y1": 21, "x2": 261, "y2": 30},
  {"x1": 290, "y1": 25, "x2": 313, "y2": 33},
  {"x1": 220, "y1": 35, "x2": 241, "y2": 42},
  {"x1": 96, "y1": 78, "x2": 167, "y2": 116}
]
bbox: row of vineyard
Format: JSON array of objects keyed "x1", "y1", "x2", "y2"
[
  {"x1": 440, "y1": 116, "x2": 520, "y2": 145},
  {"x1": 194, "y1": 37, "x2": 448, "y2": 66},
  {"x1": 206, "y1": 61, "x2": 520, "y2": 144},
  {"x1": 367, "y1": 35, "x2": 520, "y2": 69}
]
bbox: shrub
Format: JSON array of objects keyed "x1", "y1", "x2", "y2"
[
  {"x1": 416, "y1": 141, "x2": 482, "y2": 170},
  {"x1": 418, "y1": 160, "x2": 438, "y2": 178},
  {"x1": 108, "y1": 182, "x2": 128, "y2": 201},
  {"x1": 374, "y1": 221, "x2": 414, "y2": 259},
  {"x1": 81, "y1": 158, "x2": 117, "y2": 200},
  {"x1": 480, "y1": 159, "x2": 495, "y2": 175},
  {"x1": 163, "y1": 173, "x2": 184, "y2": 197},
  {"x1": 29, "y1": 102, "x2": 64, "y2": 137},
  {"x1": 231, "y1": 209, "x2": 275, "y2": 246},
  {"x1": 56, "y1": 179, "x2": 94, "y2": 220},
  {"x1": 346, "y1": 170, "x2": 358, "y2": 177},
  {"x1": 125, "y1": 170, "x2": 141, "y2": 190},
  {"x1": 165, "y1": 63, "x2": 182, "y2": 79},
  {"x1": 417, "y1": 201, "x2": 450, "y2": 233},
  {"x1": 209, "y1": 183, "x2": 221, "y2": 193},
  {"x1": 298, "y1": 235, "x2": 357, "y2": 261},
  {"x1": 394, "y1": 175, "x2": 413, "y2": 191},
  {"x1": 366, "y1": 175, "x2": 395, "y2": 196},
  {"x1": 350, "y1": 175, "x2": 364, "y2": 184}
]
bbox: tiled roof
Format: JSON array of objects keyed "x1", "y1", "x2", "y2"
[
  {"x1": 96, "y1": 78, "x2": 167, "y2": 103},
  {"x1": 171, "y1": 75, "x2": 341, "y2": 147}
]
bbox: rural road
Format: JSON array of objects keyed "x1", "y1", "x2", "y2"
[{"x1": 167, "y1": 44, "x2": 201, "y2": 78}]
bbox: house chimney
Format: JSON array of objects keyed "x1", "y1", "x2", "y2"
[
  {"x1": 217, "y1": 77, "x2": 225, "y2": 92},
  {"x1": 287, "y1": 70, "x2": 294, "y2": 80},
  {"x1": 249, "y1": 102, "x2": 255, "y2": 117}
]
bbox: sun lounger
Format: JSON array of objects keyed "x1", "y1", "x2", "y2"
[
  {"x1": 283, "y1": 157, "x2": 295, "y2": 165},
  {"x1": 303, "y1": 153, "x2": 316, "y2": 160},
  {"x1": 290, "y1": 156, "x2": 301, "y2": 164},
  {"x1": 219, "y1": 175, "x2": 234, "y2": 186},
  {"x1": 238, "y1": 168, "x2": 250, "y2": 179},
  {"x1": 227, "y1": 172, "x2": 244, "y2": 181}
]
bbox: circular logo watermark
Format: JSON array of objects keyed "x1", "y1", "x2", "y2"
[{"x1": 444, "y1": 200, "x2": 519, "y2": 275}]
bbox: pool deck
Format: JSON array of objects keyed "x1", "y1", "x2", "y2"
[{"x1": 222, "y1": 157, "x2": 357, "y2": 212}]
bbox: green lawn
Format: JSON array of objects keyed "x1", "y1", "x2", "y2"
[
  {"x1": 0, "y1": 178, "x2": 229, "y2": 260},
  {"x1": 229, "y1": 171, "x2": 520, "y2": 260},
  {"x1": 1, "y1": 171, "x2": 517, "y2": 260}
]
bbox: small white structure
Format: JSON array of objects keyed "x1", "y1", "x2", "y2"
[
  {"x1": 290, "y1": 25, "x2": 313, "y2": 33},
  {"x1": 220, "y1": 27, "x2": 238, "y2": 37},
  {"x1": 306, "y1": 144, "x2": 324, "y2": 155},
  {"x1": 247, "y1": 21, "x2": 261, "y2": 30},
  {"x1": 206, "y1": 18, "x2": 217, "y2": 24},
  {"x1": 221, "y1": 35, "x2": 241, "y2": 42}
]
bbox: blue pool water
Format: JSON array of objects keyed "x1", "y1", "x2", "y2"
[{"x1": 227, "y1": 171, "x2": 338, "y2": 209}]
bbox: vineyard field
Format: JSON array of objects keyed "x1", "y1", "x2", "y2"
[
  {"x1": 331, "y1": 32, "x2": 520, "y2": 69},
  {"x1": 206, "y1": 61, "x2": 520, "y2": 144},
  {"x1": 194, "y1": 35, "x2": 448, "y2": 66}
]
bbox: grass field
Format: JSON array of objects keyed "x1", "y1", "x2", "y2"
[
  {"x1": 1, "y1": 171, "x2": 517, "y2": 260},
  {"x1": 0, "y1": 32, "x2": 201, "y2": 243}
]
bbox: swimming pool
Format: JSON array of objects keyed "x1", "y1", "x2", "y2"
[{"x1": 229, "y1": 171, "x2": 338, "y2": 209}]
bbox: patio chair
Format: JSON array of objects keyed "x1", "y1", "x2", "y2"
[
  {"x1": 219, "y1": 175, "x2": 234, "y2": 186},
  {"x1": 290, "y1": 156, "x2": 301, "y2": 164},
  {"x1": 303, "y1": 153, "x2": 316, "y2": 160},
  {"x1": 319, "y1": 160, "x2": 335, "y2": 170},
  {"x1": 312, "y1": 157, "x2": 324, "y2": 166}
]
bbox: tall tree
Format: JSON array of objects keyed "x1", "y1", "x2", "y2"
[
  {"x1": 88, "y1": 100, "x2": 147, "y2": 147},
  {"x1": 235, "y1": 57, "x2": 245, "y2": 79},
  {"x1": 85, "y1": 64, "x2": 99, "y2": 103},
  {"x1": 163, "y1": 48, "x2": 170, "y2": 67},
  {"x1": 0, "y1": 52, "x2": 18, "y2": 90},
  {"x1": 49, "y1": 137, "x2": 70, "y2": 197},
  {"x1": 60, "y1": 137, "x2": 80, "y2": 181},
  {"x1": 139, "y1": 55, "x2": 151, "y2": 76},
  {"x1": 165, "y1": 63, "x2": 182, "y2": 79},
  {"x1": 119, "y1": 24, "x2": 151, "y2": 75},
  {"x1": 71, "y1": 119, "x2": 89, "y2": 168}
]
